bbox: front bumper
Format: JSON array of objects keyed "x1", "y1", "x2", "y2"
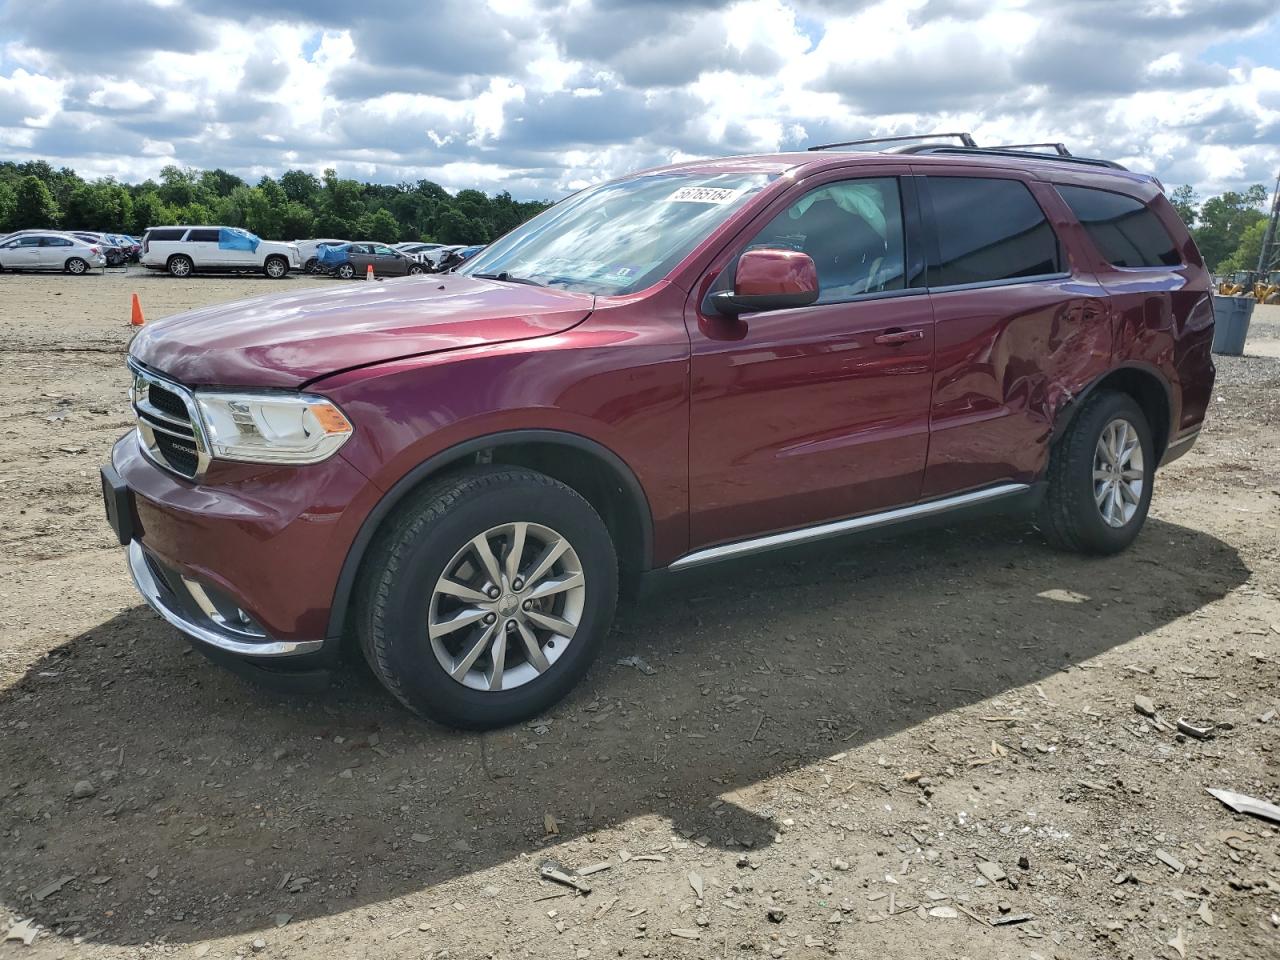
[
  {"x1": 126, "y1": 539, "x2": 323, "y2": 656},
  {"x1": 108, "y1": 430, "x2": 382, "y2": 659}
]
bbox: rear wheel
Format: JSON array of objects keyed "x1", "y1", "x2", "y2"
[
  {"x1": 167, "y1": 254, "x2": 193, "y2": 278},
  {"x1": 1038, "y1": 390, "x2": 1154, "y2": 554},
  {"x1": 64, "y1": 257, "x2": 88, "y2": 275},
  {"x1": 336, "y1": 262, "x2": 355, "y2": 280},
  {"x1": 264, "y1": 255, "x2": 289, "y2": 279},
  {"x1": 358, "y1": 467, "x2": 618, "y2": 729}
]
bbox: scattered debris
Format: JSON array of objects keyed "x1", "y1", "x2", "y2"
[
  {"x1": 4, "y1": 919, "x2": 38, "y2": 946},
  {"x1": 1197, "y1": 900, "x2": 1214, "y2": 926},
  {"x1": 766, "y1": 908, "x2": 786, "y2": 923},
  {"x1": 1207, "y1": 788, "x2": 1280, "y2": 824},
  {"x1": 32, "y1": 876, "x2": 75, "y2": 901},
  {"x1": 578, "y1": 862, "x2": 611, "y2": 877},
  {"x1": 1168, "y1": 926, "x2": 1187, "y2": 959},
  {"x1": 1134, "y1": 695, "x2": 1156, "y2": 717},
  {"x1": 670, "y1": 928, "x2": 700, "y2": 940},
  {"x1": 688, "y1": 871, "x2": 703, "y2": 899},
  {"x1": 1177, "y1": 718, "x2": 1215, "y2": 740},
  {"x1": 539, "y1": 859, "x2": 592, "y2": 895},
  {"x1": 1155, "y1": 849, "x2": 1185, "y2": 874},
  {"x1": 70, "y1": 779, "x2": 96, "y2": 800},
  {"x1": 976, "y1": 861, "x2": 1007, "y2": 883},
  {"x1": 928, "y1": 906, "x2": 958, "y2": 919},
  {"x1": 616, "y1": 656, "x2": 657, "y2": 676},
  {"x1": 544, "y1": 813, "x2": 559, "y2": 836},
  {"x1": 989, "y1": 913, "x2": 1035, "y2": 926}
]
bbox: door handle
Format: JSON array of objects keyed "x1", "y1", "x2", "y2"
[{"x1": 873, "y1": 328, "x2": 924, "y2": 346}]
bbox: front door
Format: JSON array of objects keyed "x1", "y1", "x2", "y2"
[
  {"x1": 4, "y1": 236, "x2": 42, "y2": 269},
  {"x1": 371, "y1": 244, "x2": 407, "y2": 276},
  {"x1": 686, "y1": 174, "x2": 935, "y2": 549}
]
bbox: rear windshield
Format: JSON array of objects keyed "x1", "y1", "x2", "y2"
[
  {"x1": 1056, "y1": 185, "x2": 1181, "y2": 268},
  {"x1": 459, "y1": 172, "x2": 774, "y2": 296}
]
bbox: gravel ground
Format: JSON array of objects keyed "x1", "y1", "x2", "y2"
[{"x1": 1, "y1": 272, "x2": 1277, "y2": 959}]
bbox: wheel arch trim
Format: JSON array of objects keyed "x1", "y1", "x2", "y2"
[
  {"x1": 1049, "y1": 362, "x2": 1175, "y2": 460},
  {"x1": 325, "y1": 429, "x2": 654, "y2": 641}
]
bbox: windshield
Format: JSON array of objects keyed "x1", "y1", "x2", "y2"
[{"x1": 459, "y1": 171, "x2": 774, "y2": 295}]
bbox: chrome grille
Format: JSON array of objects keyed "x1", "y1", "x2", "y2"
[{"x1": 129, "y1": 360, "x2": 210, "y2": 479}]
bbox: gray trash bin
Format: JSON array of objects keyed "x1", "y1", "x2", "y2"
[{"x1": 1211, "y1": 295, "x2": 1254, "y2": 357}]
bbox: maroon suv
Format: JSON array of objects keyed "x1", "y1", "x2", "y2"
[{"x1": 101, "y1": 136, "x2": 1215, "y2": 729}]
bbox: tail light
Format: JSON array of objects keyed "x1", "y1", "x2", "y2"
[{"x1": 90, "y1": 246, "x2": 99, "y2": 254}]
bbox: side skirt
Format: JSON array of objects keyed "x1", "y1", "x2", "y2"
[{"x1": 666, "y1": 482, "x2": 1036, "y2": 574}]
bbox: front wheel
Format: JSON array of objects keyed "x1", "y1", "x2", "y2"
[
  {"x1": 264, "y1": 255, "x2": 289, "y2": 279},
  {"x1": 304, "y1": 257, "x2": 319, "y2": 274},
  {"x1": 1038, "y1": 390, "x2": 1154, "y2": 554},
  {"x1": 65, "y1": 257, "x2": 88, "y2": 275},
  {"x1": 408, "y1": 263, "x2": 424, "y2": 275},
  {"x1": 358, "y1": 468, "x2": 618, "y2": 729}
]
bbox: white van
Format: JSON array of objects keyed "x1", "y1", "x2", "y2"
[{"x1": 141, "y1": 226, "x2": 301, "y2": 278}]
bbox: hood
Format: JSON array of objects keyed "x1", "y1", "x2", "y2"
[{"x1": 129, "y1": 274, "x2": 595, "y2": 389}]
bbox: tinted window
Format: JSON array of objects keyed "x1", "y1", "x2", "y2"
[
  {"x1": 188, "y1": 228, "x2": 221, "y2": 242},
  {"x1": 1057, "y1": 185, "x2": 1181, "y2": 268},
  {"x1": 373, "y1": 245, "x2": 396, "y2": 255},
  {"x1": 147, "y1": 228, "x2": 187, "y2": 242},
  {"x1": 16, "y1": 237, "x2": 42, "y2": 247},
  {"x1": 41, "y1": 237, "x2": 72, "y2": 246},
  {"x1": 746, "y1": 177, "x2": 906, "y2": 302},
  {"x1": 927, "y1": 177, "x2": 1061, "y2": 286}
]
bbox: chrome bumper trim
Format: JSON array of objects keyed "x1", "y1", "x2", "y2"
[
  {"x1": 669, "y1": 483, "x2": 1031, "y2": 572},
  {"x1": 126, "y1": 540, "x2": 324, "y2": 657}
]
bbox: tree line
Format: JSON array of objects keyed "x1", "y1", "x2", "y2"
[
  {"x1": 0, "y1": 161, "x2": 552, "y2": 245},
  {"x1": 0, "y1": 159, "x2": 1272, "y2": 272}
]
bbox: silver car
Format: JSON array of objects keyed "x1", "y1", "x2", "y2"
[{"x1": 0, "y1": 231, "x2": 106, "y2": 274}]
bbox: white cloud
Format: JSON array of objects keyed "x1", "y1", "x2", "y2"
[{"x1": 0, "y1": 0, "x2": 1275, "y2": 198}]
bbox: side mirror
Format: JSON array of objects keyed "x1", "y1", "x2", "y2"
[{"x1": 710, "y1": 248, "x2": 819, "y2": 316}]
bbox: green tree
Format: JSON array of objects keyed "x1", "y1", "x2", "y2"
[
  {"x1": 1218, "y1": 219, "x2": 1268, "y2": 275},
  {"x1": 157, "y1": 165, "x2": 201, "y2": 208},
  {"x1": 279, "y1": 169, "x2": 320, "y2": 205},
  {"x1": 356, "y1": 207, "x2": 400, "y2": 242},
  {"x1": 0, "y1": 181, "x2": 15, "y2": 232},
  {"x1": 12, "y1": 175, "x2": 60, "y2": 229},
  {"x1": 1169, "y1": 184, "x2": 1198, "y2": 227},
  {"x1": 131, "y1": 191, "x2": 173, "y2": 233},
  {"x1": 1193, "y1": 184, "x2": 1268, "y2": 270}
]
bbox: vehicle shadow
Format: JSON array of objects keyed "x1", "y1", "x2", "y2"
[{"x1": 0, "y1": 516, "x2": 1247, "y2": 946}]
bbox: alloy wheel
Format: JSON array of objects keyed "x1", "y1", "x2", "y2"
[
  {"x1": 428, "y1": 522, "x2": 586, "y2": 692},
  {"x1": 1093, "y1": 417, "x2": 1144, "y2": 528}
]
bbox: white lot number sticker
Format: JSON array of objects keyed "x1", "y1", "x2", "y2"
[{"x1": 667, "y1": 186, "x2": 743, "y2": 204}]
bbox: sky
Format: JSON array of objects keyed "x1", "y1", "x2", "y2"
[{"x1": 0, "y1": 0, "x2": 1277, "y2": 203}]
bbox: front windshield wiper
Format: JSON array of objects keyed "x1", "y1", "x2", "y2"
[{"x1": 471, "y1": 271, "x2": 545, "y2": 287}]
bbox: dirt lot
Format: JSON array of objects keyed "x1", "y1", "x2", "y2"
[{"x1": 1, "y1": 270, "x2": 1278, "y2": 959}]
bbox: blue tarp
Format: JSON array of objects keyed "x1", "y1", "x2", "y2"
[
  {"x1": 219, "y1": 227, "x2": 261, "y2": 252},
  {"x1": 317, "y1": 243, "x2": 349, "y2": 266}
]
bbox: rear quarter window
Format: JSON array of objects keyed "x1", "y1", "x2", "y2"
[
  {"x1": 1056, "y1": 185, "x2": 1181, "y2": 268},
  {"x1": 926, "y1": 177, "x2": 1061, "y2": 287},
  {"x1": 146, "y1": 228, "x2": 188, "y2": 242}
]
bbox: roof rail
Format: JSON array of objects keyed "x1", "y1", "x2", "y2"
[
  {"x1": 893, "y1": 144, "x2": 1127, "y2": 171},
  {"x1": 808, "y1": 132, "x2": 978, "y2": 151},
  {"x1": 993, "y1": 142, "x2": 1072, "y2": 157}
]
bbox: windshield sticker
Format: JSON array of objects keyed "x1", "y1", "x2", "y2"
[{"x1": 666, "y1": 186, "x2": 744, "y2": 204}]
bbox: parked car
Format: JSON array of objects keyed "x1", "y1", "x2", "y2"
[
  {"x1": 422, "y1": 244, "x2": 465, "y2": 270},
  {"x1": 109, "y1": 233, "x2": 142, "y2": 261},
  {"x1": 394, "y1": 242, "x2": 444, "y2": 261},
  {"x1": 103, "y1": 136, "x2": 1215, "y2": 729},
  {"x1": 0, "y1": 231, "x2": 106, "y2": 274},
  {"x1": 294, "y1": 238, "x2": 348, "y2": 274},
  {"x1": 141, "y1": 226, "x2": 301, "y2": 278},
  {"x1": 71, "y1": 231, "x2": 127, "y2": 266},
  {"x1": 319, "y1": 241, "x2": 427, "y2": 279}
]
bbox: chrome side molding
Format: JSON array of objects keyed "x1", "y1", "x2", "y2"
[{"x1": 668, "y1": 483, "x2": 1031, "y2": 572}]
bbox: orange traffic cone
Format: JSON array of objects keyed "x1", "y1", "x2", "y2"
[
  {"x1": 130, "y1": 292, "x2": 145, "y2": 326},
  {"x1": 366, "y1": 264, "x2": 374, "y2": 281}
]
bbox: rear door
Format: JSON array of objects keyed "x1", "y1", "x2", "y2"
[
  {"x1": 40, "y1": 235, "x2": 75, "y2": 268},
  {"x1": 185, "y1": 228, "x2": 223, "y2": 268},
  {"x1": 915, "y1": 170, "x2": 1111, "y2": 498}
]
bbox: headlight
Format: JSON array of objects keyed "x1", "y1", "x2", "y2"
[{"x1": 193, "y1": 391, "x2": 353, "y2": 465}]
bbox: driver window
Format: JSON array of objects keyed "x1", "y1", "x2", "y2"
[
  {"x1": 747, "y1": 178, "x2": 906, "y2": 303},
  {"x1": 374, "y1": 245, "x2": 395, "y2": 256}
]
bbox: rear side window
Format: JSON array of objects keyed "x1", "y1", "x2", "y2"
[
  {"x1": 187, "y1": 228, "x2": 220, "y2": 242},
  {"x1": 147, "y1": 228, "x2": 187, "y2": 242},
  {"x1": 1056, "y1": 185, "x2": 1181, "y2": 268},
  {"x1": 926, "y1": 177, "x2": 1061, "y2": 287},
  {"x1": 42, "y1": 237, "x2": 72, "y2": 247}
]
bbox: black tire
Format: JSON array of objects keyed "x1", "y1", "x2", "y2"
[
  {"x1": 357, "y1": 467, "x2": 619, "y2": 729},
  {"x1": 1038, "y1": 390, "x2": 1154, "y2": 555},
  {"x1": 305, "y1": 257, "x2": 319, "y2": 274},
  {"x1": 264, "y1": 255, "x2": 289, "y2": 279},
  {"x1": 408, "y1": 263, "x2": 424, "y2": 275},
  {"x1": 167, "y1": 254, "x2": 193, "y2": 278},
  {"x1": 64, "y1": 257, "x2": 88, "y2": 275},
  {"x1": 336, "y1": 262, "x2": 355, "y2": 280}
]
